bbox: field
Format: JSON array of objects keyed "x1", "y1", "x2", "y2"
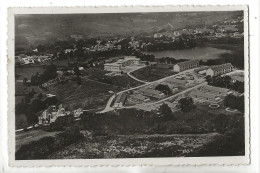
[
  {"x1": 48, "y1": 133, "x2": 219, "y2": 159},
  {"x1": 48, "y1": 78, "x2": 121, "y2": 111},
  {"x1": 82, "y1": 68, "x2": 143, "y2": 88},
  {"x1": 130, "y1": 66, "x2": 177, "y2": 82},
  {"x1": 16, "y1": 129, "x2": 61, "y2": 151}
]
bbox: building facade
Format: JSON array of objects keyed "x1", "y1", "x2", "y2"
[
  {"x1": 104, "y1": 56, "x2": 140, "y2": 72},
  {"x1": 104, "y1": 63, "x2": 123, "y2": 72},
  {"x1": 173, "y1": 60, "x2": 199, "y2": 72},
  {"x1": 206, "y1": 63, "x2": 233, "y2": 76}
]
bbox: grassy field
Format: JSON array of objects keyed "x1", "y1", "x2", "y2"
[
  {"x1": 48, "y1": 78, "x2": 121, "y2": 111},
  {"x1": 130, "y1": 66, "x2": 177, "y2": 82},
  {"x1": 82, "y1": 68, "x2": 142, "y2": 88},
  {"x1": 48, "y1": 133, "x2": 218, "y2": 159}
]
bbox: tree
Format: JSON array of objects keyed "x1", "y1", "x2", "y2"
[
  {"x1": 224, "y1": 94, "x2": 244, "y2": 112},
  {"x1": 178, "y1": 97, "x2": 196, "y2": 113},
  {"x1": 205, "y1": 75, "x2": 212, "y2": 84},
  {"x1": 159, "y1": 103, "x2": 176, "y2": 121},
  {"x1": 224, "y1": 94, "x2": 238, "y2": 109},
  {"x1": 73, "y1": 66, "x2": 81, "y2": 77},
  {"x1": 223, "y1": 75, "x2": 231, "y2": 88},
  {"x1": 38, "y1": 93, "x2": 43, "y2": 100},
  {"x1": 25, "y1": 98, "x2": 45, "y2": 124},
  {"x1": 155, "y1": 84, "x2": 172, "y2": 95}
]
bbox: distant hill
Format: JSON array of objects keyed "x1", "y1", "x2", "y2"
[{"x1": 15, "y1": 11, "x2": 242, "y2": 51}]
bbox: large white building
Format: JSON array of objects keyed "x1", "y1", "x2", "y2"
[
  {"x1": 206, "y1": 63, "x2": 233, "y2": 76},
  {"x1": 173, "y1": 60, "x2": 199, "y2": 72},
  {"x1": 104, "y1": 63, "x2": 123, "y2": 72},
  {"x1": 104, "y1": 56, "x2": 140, "y2": 72}
]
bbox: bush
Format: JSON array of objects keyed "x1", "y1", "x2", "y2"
[{"x1": 178, "y1": 97, "x2": 196, "y2": 113}]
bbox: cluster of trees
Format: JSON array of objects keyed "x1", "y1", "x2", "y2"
[
  {"x1": 16, "y1": 126, "x2": 83, "y2": 160},
  {"x1": 144, "y1": 36, "x2": 197, "y2": 51},
  {"x1": 206, "y1": 75, "x2": 244, "y2": 93},
  {"x1": 178, "y1": 97, "x2": 196, "y2": 113},
  {"x1": 136, "y1": 54, "x2": 156, "y2": 62},
  {"x1": 29, "y1": 64, "x2": 58, "y2": 86},
  {"x1": 158, "y1": 103, "x2": 176, "y2": 121},
  {"x1": 224, "y1": 94, "x2": 244, "y2": 112},
  {"x1": 155, "y1": 84, "x2": 172, "y2": 96},
  {"x1": 16, "y1": 93, "x2": 59, "y2": 125}
]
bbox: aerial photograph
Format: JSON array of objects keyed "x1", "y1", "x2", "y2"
[{"x1": 14, "y1": 11, "x2": 245, "y2": 160}]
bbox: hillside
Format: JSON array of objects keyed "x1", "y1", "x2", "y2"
[{"x1": 15, "y1": 11, "x2": 242, "y2": 51}]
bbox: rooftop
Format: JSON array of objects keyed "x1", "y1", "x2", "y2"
[
  {"x1": 139, "y1": 88, "x2": 163, "y2": 95},
  {"x1": 115, "y1": 93, "x2": 127, "y2": 103},
  {"x1": 209, "y1": 63, "x2": 233, "y2": 72},
  {"x1": 175, "y1": 60, "x2": 199, "y2": 68}
]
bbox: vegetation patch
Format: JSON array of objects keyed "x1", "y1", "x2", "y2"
[{"x1": 130, "y1": 66, "x2": 177, "y2": 82}]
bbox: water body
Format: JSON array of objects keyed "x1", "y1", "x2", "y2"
[{"x1": 142, "y1": 47, "x2": 232, "y2": 60}]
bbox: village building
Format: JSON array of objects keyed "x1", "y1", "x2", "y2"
[
  {"x1": 113, "y1": 93, "x2": 128, "y2": 108},
  {"x1": 104, "y1": 63, "x2": 123, "y2": 72},
  {"x1": 165, "y1": 78, "x2": 187, "y2": 86},
  {"x1": 21, "y1": 57, "x2": 35, "y2": 64},
  {"x1": 200, "y1": 85, "x2": 230, "y2": 95},
  {"x1": 42, "y1": 76, "x2": 65, "y2": 88},
  {"x1": 190, "y1": 90, "x2": 220, "y2": 102},
  {"x1": 139, "y1": 88, "x2": 165, "y2": 99},
  {"x1": 206, "y1": 63, "x2": 234, "y2": 76},
  {"x1": 38, "y1": 105, "x2": 70, "y2": 125},
  {"x1": 173, "y1": 60, "x2": 199, "y2": 72}
]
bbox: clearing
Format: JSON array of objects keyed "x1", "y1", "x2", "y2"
[{"x1": 130, "y1": 66, "x2": 177, "y2": 82}]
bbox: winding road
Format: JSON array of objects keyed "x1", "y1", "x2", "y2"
[{"x1": 99, "y1": 67, "x2": 206, "y2": 113}]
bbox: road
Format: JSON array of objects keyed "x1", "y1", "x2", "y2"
[
  {"x1": 99, "y1": 94, "x2": 116, "y2": 113},
  {"x1": 126, "y1": 65, "x2": 150, "y2": 84},
  {"x1": 99, "y1": 67, "x2": 203, "y2": 113}
]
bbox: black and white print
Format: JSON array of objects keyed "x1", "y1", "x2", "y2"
[{"x1": 12, "y1": 8, "x2": 248, "y2": 161}]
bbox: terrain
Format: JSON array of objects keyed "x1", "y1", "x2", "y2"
[{"x1": 15, "y1": 11, "x2": 242, "y2": 51}]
